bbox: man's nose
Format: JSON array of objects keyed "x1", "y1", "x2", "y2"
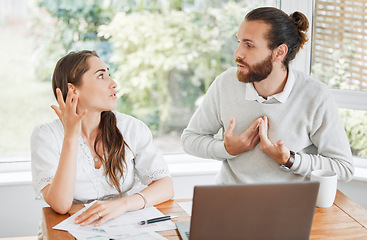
[{"x1": 234, "y1": 45, "x2": 244, "y2": 59}]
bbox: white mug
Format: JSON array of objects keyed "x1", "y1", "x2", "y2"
[{"x1": 310, "y1": 170, "x2": 337, "y2": 208}]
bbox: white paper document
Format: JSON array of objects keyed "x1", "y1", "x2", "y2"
[
  {"x1": 68, "y1": 229, "x2": 168, "y2": 240},
  {"x1": 53, "y1": 201, "x2": 176, "y2": 240},
  {"x1": 102, "y1": 206, "x2": 176, "y2": 235},
  {"x1": 178, "y1": 201, "x2": 193, "y2": 216},
  {"x1": 53, "y1": 202, "x2": 107, "y2": 236}
]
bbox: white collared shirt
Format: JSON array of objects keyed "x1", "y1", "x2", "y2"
[{"x1": 245, "y1": 68, "x2": 295, "y2": 103}]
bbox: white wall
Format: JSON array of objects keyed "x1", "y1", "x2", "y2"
[
  {"x1": 0, "y1": 170, "x2": 366, "y2": 238},
  {"x1": 0, "y1": 184, "x2": 46, "y2": 237},
  {"x1": 338, "y1": 180, "x2": 367, "y2": 208}
]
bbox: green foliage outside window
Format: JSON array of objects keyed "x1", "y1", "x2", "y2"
[
  {"x1": 311, "y1": 43, "x2": 367, "y2": 158},
  {"x1": 33, "y1": 0, "x2": 245, "y2": 136},
  {"x1": 30, "y1": 0, "x2": 365, "y2": 157},
  {"x1": 98, "y1": 3, "x2": 244, "y2": 135}
]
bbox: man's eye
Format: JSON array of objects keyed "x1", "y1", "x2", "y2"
[{"x1": 233, "y1": 35, "x2": 239, "y2": 43}]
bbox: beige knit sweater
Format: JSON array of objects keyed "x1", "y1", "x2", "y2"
[{"x1": 181, "y1": 67, "x2": 354, "y2": 184}]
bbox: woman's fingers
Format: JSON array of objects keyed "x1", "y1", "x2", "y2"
[
  {"x1": 80, "y1": 210, "x2": 109, "y2": 227},
  {"x1": 95, "y1": 213, "x2": 110, "y2": 227},
  {"x1": 75, "y1": 202, "x2": 107, "y2": 226},
  {"x1": 71, "y1": 93, "x2": 79, "y2": 113},
  {"x1": 79, "y1": 212, "x2": 101, "y2": 226},
  {"x1": 51, "y1": 105, "x2": 62, "y2": 119},
  {"x1": 55, "y1": 88, "x2": 65, "y2": 111},
  {"x1": 55, "y1": 88, "x2": 81, "y2": 116},
  {"x1": 75, "y1": 207, "x2": 96, "y2": 225},
  {"x1": 66, "y1": 87, "x2": 74, "y2": 107},
  {"x1": 74, "y1": 200, "x2": 126, "y2": 227},
  {"x1": 56, "y1": 87, "x2": 76, "y2": 113},
  {"x1": 53, "y1": 87, "x2": 85, "y2": 136}
]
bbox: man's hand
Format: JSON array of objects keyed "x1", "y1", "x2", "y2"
[
  {"x1": 224, "y1": 117, "x2": 262, "y2": 155},
  {"x1": 258, "y1": 116, "x2": 290, "y2": 164}
]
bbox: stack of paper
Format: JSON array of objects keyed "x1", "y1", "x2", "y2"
[{"x1": 53, "y1": 201, "x2": 176, "y2": 240}]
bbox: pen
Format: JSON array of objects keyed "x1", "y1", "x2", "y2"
[{"x1": 139, "y1": 215, "x2": 177, "y2": 225}]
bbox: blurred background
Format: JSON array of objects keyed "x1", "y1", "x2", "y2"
[{"x1": 0, "y1": 0, "x2": 366, "y2": 162}]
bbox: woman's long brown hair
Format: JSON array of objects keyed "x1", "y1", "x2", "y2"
[{"x1": 52, "y1": 50, "x2": 128, "y2": 195}]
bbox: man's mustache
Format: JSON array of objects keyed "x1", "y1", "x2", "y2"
[{"x1": 235, "y1": 58, "x2": 249, "y2": 68}]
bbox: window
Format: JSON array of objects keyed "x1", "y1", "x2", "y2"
[
  {"x1": 312, "y1": 0, "x2": 367, "y2": 90},
  {"x1": 310, "y1": 0, "x2": 367, "y2": 160},
  {"x1": 0, "y1": 0, "x2": 279, "y2": 163},
  {"x1": 3, "y1": 0, "x2": 364, "y2": 167}
]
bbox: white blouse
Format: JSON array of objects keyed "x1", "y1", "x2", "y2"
[{"x1": 31, "y1": 111, "x2": 170, "y2": 202}]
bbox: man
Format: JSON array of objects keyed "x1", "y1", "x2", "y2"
[{"x1": 181, "y1": 7, "x2": 354, "y2": 184}]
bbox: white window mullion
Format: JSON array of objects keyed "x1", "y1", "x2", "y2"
[
  {"x1": 280, "y1": 0, "x2": 314, "y2": 75},
  {"x1": 331, "y1": 89, "x2": 367, "y2": 111}
]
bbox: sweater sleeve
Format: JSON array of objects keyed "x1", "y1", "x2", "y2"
[
  {"x1": 291, "y1": 93, "x2": 354, "y2": 181},
  {"x1": 181, "y1": 79, "x2": 236, "y2": 161}
]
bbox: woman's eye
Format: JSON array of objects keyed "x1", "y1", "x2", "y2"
[{"x1": 98, "y1": 74, "x2": 104, "y2": 79}]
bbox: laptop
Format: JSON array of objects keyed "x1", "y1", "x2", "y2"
[{"x1": 176, "y1": 181, "x2": 319, "y2": 240}]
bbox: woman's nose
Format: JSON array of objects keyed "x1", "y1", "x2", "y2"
[{"x1": 110, "y1": 78, "x2": 117, "y2": 88}]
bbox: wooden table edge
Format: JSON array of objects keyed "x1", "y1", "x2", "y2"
[
  {"x1": 334, "y1": 190, "x2": 367, "y2": 229},
  {"x1": 42, "y1": 207, "x2": 76, "y2": 240}
]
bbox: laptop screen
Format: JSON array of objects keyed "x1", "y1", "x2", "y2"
[{"x1": 180, "y1": 182, "x2": 319, "y2": 240}]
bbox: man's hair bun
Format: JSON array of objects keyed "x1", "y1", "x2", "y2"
[{"x1": 290, "y1": 11, "x2": 309, "y2": 48}]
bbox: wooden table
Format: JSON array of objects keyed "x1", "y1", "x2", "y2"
[{"x1": 43, "y1": 190, "x2": 367, "y2": 240}]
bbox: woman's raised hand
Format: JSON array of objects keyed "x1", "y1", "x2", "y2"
[{"x1": 51, "y1": 88, "x2": 87, "y2": 138}]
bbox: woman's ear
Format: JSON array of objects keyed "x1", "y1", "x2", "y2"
[
  {"x1": 67, "y1": 83, "x2": 78, "y2": 94},
  {"x1": 273, "y1": 44, "x2": 288, "y2": 62}
]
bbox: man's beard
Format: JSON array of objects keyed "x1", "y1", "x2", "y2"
[{"x1": 236, "y1": 54, "x2": 273, "y2": 83}]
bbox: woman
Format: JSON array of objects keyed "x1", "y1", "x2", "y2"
[{"x1": 31, "y1": 50, "x2": 174, "y2": 228}]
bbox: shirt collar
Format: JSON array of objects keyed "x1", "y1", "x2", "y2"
[{"x1": 245, "y1": 68, "x2": 295, "y2": 103}]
